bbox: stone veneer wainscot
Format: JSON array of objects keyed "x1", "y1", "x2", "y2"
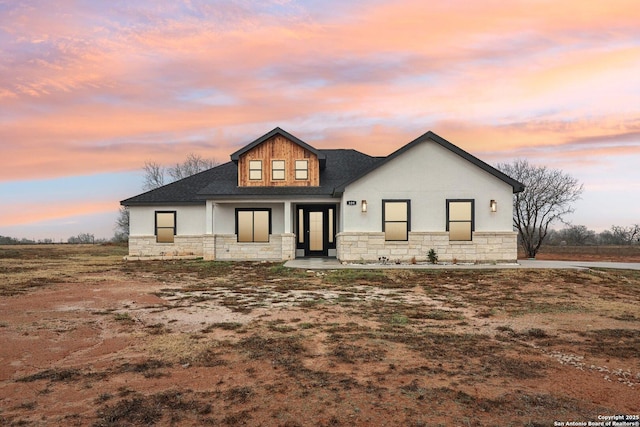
[
  {"x1": 336, "y1": 231, "x2": 518, "y2": 263},
  {"x1": 128, "y1": 234, "x2": 296, "y2": 261}
]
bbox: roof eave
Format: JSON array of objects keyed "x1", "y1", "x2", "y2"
[
  {"x1": 195, "y1": 193, "x2": 338, "y2": 201},
  {"x1": 121, "y1": 200, "x2": 205, "y2": 206}
]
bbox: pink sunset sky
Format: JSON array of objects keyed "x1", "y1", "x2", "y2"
[{"x1": 1, "y1": 0, "x2": 639, "y2": 240}]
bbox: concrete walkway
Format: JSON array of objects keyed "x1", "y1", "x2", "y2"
[{"x1": 284, "y1": 258, "x2": 640, "y2": 270}]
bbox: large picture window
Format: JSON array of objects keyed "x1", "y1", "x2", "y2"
[
  {"x1": 155, "y1": 211, "x2": 176, "y2": 243},
  {"x1": 236, "y1": 209, "x2": 271, "y2": 243},
  {"x1": 249, "y1": 160, "x2": 262, "y2": 180},
  {"x1": 383, "y1": 200, "x2": 410, "y2": 241},
  {"x1": 447, "y1": 200, "x2": 474, "y2": 241}
]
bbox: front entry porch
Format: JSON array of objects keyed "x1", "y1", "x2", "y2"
[{"x1": 295, "y1": 205, "x2": 337, "y2": 258}]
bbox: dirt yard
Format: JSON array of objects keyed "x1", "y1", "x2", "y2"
[{"x1": 1, "y1": 245, "x2": 639, "y2": 426}]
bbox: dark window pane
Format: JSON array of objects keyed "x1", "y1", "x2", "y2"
[
  {"x1": 249, "y1": 160, "x2": 262, "y2": 180},
  {"x1": 328, "y1": 208, "x2": 334, "y2": 243},
  {"x1": 295, "y1": 160, "x2": 308, "y2": 180},
  {"x1": 237, "y1": 211, "x2": 254, "y2": 242},
  {"x1": 272, "y1": 160, "x2": 285, "y2": 180},
  {"x1": 385, "y1": 202, "x2": 407, "y2": 221},
  {"x1": 253, "y1": 211, "x2": 270, "y2": 242},
  {"x1": 156, "y1": 213, "x2": 174, "y2": 228},
  {"x1": 449, "y1": 222, "x2": 471, "y2": 241},
  {"x1": 385, "y1": 222, "x2": 407, "y2": 241},
  {"x1": 157, "y1": 228, "x2": 174, "y2": 243},
  {"x1": 449, "y1": 202, "x2": 471, "y2": 221},
  {"x1": 298, "y1": 209, "x2": 304, "y2": 244},
  {"x1": 309, "y1": 211, "x2": 323, "y2": 251}
]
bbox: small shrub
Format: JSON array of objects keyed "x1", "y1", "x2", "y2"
[
  {"x1": 224, "y1": 386, "x2": 254, "y2": 404},
  {"x1": 17, "y1": 368, "x2": 82, "y2": 383},
  {"x1": 389, "y1": 313, "x2": 409, "y2": 325},
  {"x1": 201, "y1": 322, "x2": 243, "y2": 333},
  {"x1": 96, "y1": 395, "x2": 162, "y2": 425},
  {"x1": 114, "y1": 312, "x2": 133, "y2": 322},
  {"x1": 526, "y1": 328, "x2": 548, "y2": 338},
  {"x1": 427, "y1": 249, "x2": 438, "y2": 264}
]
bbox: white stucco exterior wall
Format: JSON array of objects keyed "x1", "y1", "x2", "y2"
[
  {"x1": 341, "y1": 140, "x2": 514, "y2": 233},
  {"x1": 129, "y1": 204, "x2": 206, "y2": 236},
  {"x1": 127, "y1": 202, "x2": 297, "y2": 260}
]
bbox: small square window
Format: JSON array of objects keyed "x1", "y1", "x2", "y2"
[
  {"x1": 295, "y1": 160, "x2": 308, "y2": 180},
  {"x1": 249, "y1": 160, "x2": 262, "y2": 180},
  {"x1": 272, "y1": 160, "x2": 285, "y2": 180}
]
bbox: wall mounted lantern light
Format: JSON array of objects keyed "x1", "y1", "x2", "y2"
[
  {"x1": 490, "y1": 199, "x2": 497, "y2": 212},
  {"x1": 361, "y1": 200, "x2": 368, "y2": 213}
]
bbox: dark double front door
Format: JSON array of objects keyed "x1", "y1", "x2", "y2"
[{"x1": 297, "y1": 205, "x2": 336, "y2": 257}]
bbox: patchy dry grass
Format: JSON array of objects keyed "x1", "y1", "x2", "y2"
[
  {"x1": 0, "y1": 244, "x2": 128, "y2": 296},
  {"x1": 1, "y1": 245, "x2": 639, "y2": 425},
  {"x1": 94, "y1": 390, "x2": 213, "y2": 426}
]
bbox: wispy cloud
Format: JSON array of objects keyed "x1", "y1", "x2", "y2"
[
  {"x1": 0, "y1": 199, "x2": 117, "y2": 227},
  {"x1": 1, "y1": 0, "x2": 639, "y2": 235}
]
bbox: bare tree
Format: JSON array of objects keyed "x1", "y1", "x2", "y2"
[
  {"x1": 498, "y1": 159, "x2": 583, "y2": 258},
  {"x1": 68, "y1": 233, "x2": 95, "y2": 244},
  {"x1": 123, "y1": 154, "x2": 217, "y2": 241},
  {"x1": 600, "y1": 224, "x2": 640, "y2": 245},
  {"x1": 143, "y1": 161, "x2": 165, "y2": 191},
  {"x1": 142, "y1": 154, "x2": 218, "y2": 191},
  {"x1": 168, "y1": 153, "x2": 218, "y2": 181},
  {"x1": 113, "y1": 206, "x2": 129, "y2": 242}
]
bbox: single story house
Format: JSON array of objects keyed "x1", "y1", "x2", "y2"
[{"x1": 121, "y1": 127, "x2": 524, "y2": 263}]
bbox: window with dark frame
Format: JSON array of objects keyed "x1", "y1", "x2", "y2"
[
  {"x1": 298, "y1": 208, "x2": 304, "y2": 244},
  {"x1": 236, "y1": 209, "x2": 271, "y2": 243},
  {"x1": 328, "y1": 208, "x2": 334, "y2": 244},
  {"x1": 272, "y1": 160, "x2": 285, "y2": 180},
  {"x1": 447, "y1": 199, "x2": 474, "y2": 241},
  {"x1": 295, "y1": 160, "x2": 308, "y2": 180},
  {"x1": 155, "y1": 211, "x2": 176, "y2": 243},
  {"x1": 249, "y1": 160, "x2": 262, "y2": 180},
  {"x1": 383, "y1": 200, "x2": 410, "y2": 241}
]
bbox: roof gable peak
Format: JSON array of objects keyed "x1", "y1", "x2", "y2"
[
  {"x1": 335, "y1": 130, "x2": 525, "y2": 194},
  {"x1": 230, "y1": 127, "x2": 326, "y2": 167}
]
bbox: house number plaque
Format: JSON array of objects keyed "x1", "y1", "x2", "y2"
[{"x1": 346, "y1": 200, "x2": 357, "y2": 206}]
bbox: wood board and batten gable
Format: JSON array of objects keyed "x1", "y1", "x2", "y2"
[
  {"x1": 121, "y1": 127, "x2": 524, "y2": 263},
  {"x1": 232, "y1": 129, "x2": 323, "y2": 187}
]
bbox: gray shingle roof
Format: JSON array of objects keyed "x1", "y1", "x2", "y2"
[
  {"x1": 120, "y1": 149, "x2": 382, "y2": 205},
  {"x1": 120, "y1": 129, "x2": 524, "y2": 206}
]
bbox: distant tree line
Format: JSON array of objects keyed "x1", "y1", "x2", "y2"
[
  {"x1": 0, "y1": 236, "x2": 39, "y2": 245},
  {"x1": 0, "y1": 234, "x2": 117, "y2": 245},
  {"x1": 544, "y1": 224, "x2": 640, "y2": 246},
  {"x1": 67, "y1": 233, "x2": 97, "y2": 244}
]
